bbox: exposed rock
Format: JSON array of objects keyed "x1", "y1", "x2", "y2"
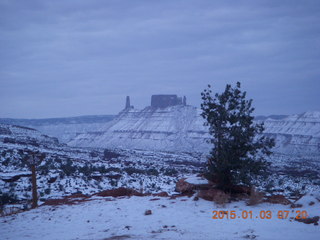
[
  {"x1": 197, "y1": 188, "x2": 226, "y2": 201},
  {"x1": 291, "y1": 203, "x2": 303, "y2": 208},
  {"x1": 125, "y1": 96, "x2": 131, "y2": 109},
  {"x1": 266, "y1": 195, "x2": 291, "y2": 205},
  {"x1": 95, "y1": 187, "x2": 144, "y2": 198},
  {"x1": 43, "y1": 194, "x2": 89, "y2": 206},
  {"x1": 175, "y1": 177, "x2": 212, "y2": 194},
  {"x1": 151, "y1": 95, "x2": 183, "y2": 108},
  {"x1": 175, "y1": 178, "x2": 195, "y2": 193},
  {"x1": 295, "y1": 216, "x2": 319, "y2": 225},
  {"x1": 153, "y1": 191, "x2": 169, "y2": 197},
  {"x1": 144, "y1": 210, "x2": 152, "y2": 215}
]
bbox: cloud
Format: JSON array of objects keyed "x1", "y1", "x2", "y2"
[{"x1": 0, "y1": 0, "x2": 319, "y2": 117}]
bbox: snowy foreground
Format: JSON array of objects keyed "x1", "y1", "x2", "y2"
[{"x1": 1, "y1": 194, "x2": 319, "y2": 240}]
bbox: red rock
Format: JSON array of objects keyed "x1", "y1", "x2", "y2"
[
  {"x1": 144, "y1": 210, "x2": 152, "y2": 215},
  {"x1": 153, "y1": 191, "x2": 169, "y2": 197},
  {"x1": 198, "y1": 188, "x2": 225, "y2": 201},
  {"x1": 95, "y1": 187, "x2": 144, "y2": 197},
  {"x1": 295, "y1": 216, "x2": 319, "y2": 225},
  {"x1": 149, "y1": 198, "x2": 161, "y2": 201},
  {"x1": 175, "y1": 178, "x2": 195, "y2": 193},
  {"x1": 266, "y1": 195, "x2": 291, "y2": 205}
]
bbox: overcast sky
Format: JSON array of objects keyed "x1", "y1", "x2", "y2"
[{"x1": 0, "y1": 0, "x2": 319, "y2": 118}]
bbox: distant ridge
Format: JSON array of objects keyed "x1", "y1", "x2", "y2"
[
  {"x1": 254, "y1": 115, "x2": 288, "y2": 121},
  {"x1": 69, "y1": 108, "x2": 320, "y2": 155},
  {"x1": 0, "y1": 115, "x2": 115, "y2": 126},
  {"x1": 0, "y1": 115, "x2": 116, "y2": 143}
]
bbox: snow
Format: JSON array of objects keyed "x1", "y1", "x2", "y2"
[
  {"x1": 295, "y1": 192, "x2": 320, "y2": 209},
  {"x1": 185, "y1": 175, "x2": 208, "y2": 185},
  {"x1": 1, "y1": 196, "x2": 319, "y2": 240},
  {"x1": 68, "y1": 107, "x2": 320, "y2": 156}
]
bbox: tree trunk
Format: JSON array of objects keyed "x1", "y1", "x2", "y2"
[{"x1": 31, "y1": 164, "x2": 38, "y2": 208}]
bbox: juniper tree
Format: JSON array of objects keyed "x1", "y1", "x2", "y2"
[{"x1": 201, "y1": 82, "x2": 274, "y2": 190}]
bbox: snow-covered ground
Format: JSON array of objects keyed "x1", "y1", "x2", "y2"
[
  {"x1": 1, "y1": 123, "x2": 319, "y2": 202},
  {"x1": 1, "y1": 194, "x2": 319, "y2": 240}
]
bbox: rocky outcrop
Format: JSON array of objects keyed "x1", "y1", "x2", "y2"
[
  {"x1": 150, "y1": 94, "x2": 186, "y2": 108},
  {"x1": 175, "y1": 179, "x2": 195, "y2": 193},
  {"x1": 151, "y1": 95, "x2": 181, "y2": 108},
  {"x1": 265, "y1": 195, "x2": 292, "y2": 205},
  {"x1": 94, "y1": 187, "x2": 144, "y2": 197},
  {"x1": 295, "y1": 216, "x2": 319, "y2": 225},
  {"x1": 125, "y1": 96, "x2": 131, "y2": 109},
  {"x1": 0, "y1": 124, "x2": 60, "y2": 147},
  {"x1": 197, "y1": 189, "x2": 226, "y2": 201}
]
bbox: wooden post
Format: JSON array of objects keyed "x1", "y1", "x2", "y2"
[{"x1": 31, "y1": 164, "x2": 38, "y2": 208}]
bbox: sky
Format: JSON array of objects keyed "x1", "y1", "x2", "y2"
[{"x1": 0, "y1": 0, "x2": 319, "y2": 118}]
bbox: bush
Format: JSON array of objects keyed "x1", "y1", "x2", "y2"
[
  {"x1": 104, "y1": 149, "x2": 121, "y2": 160},
  {"x1": 106, "y1": 167, "x2": 121, "y2": 173},
  {"x1": 61, "y1": 159, "x2": 77, "y2": 176},
  {"x1": 163, "y1": 168, "x2": 178, "y2": 176},
  {"x1": 124, "y1": 167, "x2": 144, "y2": 175},
  {"x1": 2, "y1": 158, "x2": 10, "y2": 166},
  {"x1": 0, "y1": 192, "x2": 18, "y2": 205},
  {"x1": 79, "y1": 164, "x2": 93, "y2": 177},
  {"x1": 146, "y1": 168, "x2": 159, "y2": 176},
  {"x1": 44, "y1": 188, "x2": 51, "y2": 195},
  {"x1": 97, "y1": 165, "x2": 107, "y2": 174}
]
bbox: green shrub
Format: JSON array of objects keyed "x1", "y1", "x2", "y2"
[
  {"x1": 163, "y1": 168, "x2": 178, "y2": 176},
  {"x1": 146, "y1": 168, "x2": 159, "y2": 176},
  {"x1": 124, "y1": 167, "x2": 144, "y2": 175}
]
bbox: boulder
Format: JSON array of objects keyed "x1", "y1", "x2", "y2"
[
  {"x1": 175, "y1": 178, "x2": 195, "y2": 193},
  {"x1": 144, "y1": 210, "x2": 152, "y2": 215},
  {"x1": 153, "y1": 191, "x2": 169, "y2": 197},
  {"x1": 266, "y1": 195, "x2": 291, "y2": 205},
  {"x1": 95, "y1": 187, "x2": 144, "y2": 197},
  {"x1": 295, "y1": 216, "x2": 319, "y2": 225},
  {"x1": 175, "y1": 176, "x2": 211, "y2": 193},
  {"x1": 198, "y1": 188, "x2": 225, "y2": 201}
]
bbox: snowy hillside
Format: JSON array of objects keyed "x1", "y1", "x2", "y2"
[
  {"x1": 262, "y1": 111, "x2": 320, "y2": 155},
  {"x1": 69, "y1": 106, "x2": 320, "y2": 156},
  {"x1": 69, "y1": 106, "x2": 210, "y2": 152},
  {"x1": 0, "y1": 124, "x2": 60, "y2": 147},
  {"x1": 0, "y1": 115, "x2": 115, "y2": 143},
  {"x1": 0, "y1": 123, "x2": 207, "y2": 202}
]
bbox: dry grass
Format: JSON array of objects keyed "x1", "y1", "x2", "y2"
[
  {"x1": 213, "y1": 191, "x2": 230, "y2": 207},
  {"x1": 247, "y1": 186, "x2": 264, "y2": 206}
]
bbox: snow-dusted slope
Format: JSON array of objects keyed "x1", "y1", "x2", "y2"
[
  {"x1": 262, "y1": 111, "x2": 320, "y2": 155},
  {"x1": 0, "y1": 124, "x2": 60, "y2": 147},
  {"x1": 0, "y1": 115, "x2": 115, "y2": 143},
  {"x1": 69, "y1": 107, "x2": 320, "y2": 155},
  {"x1": 69, "y1": 106, "x2": 210, "y2": 152}
]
